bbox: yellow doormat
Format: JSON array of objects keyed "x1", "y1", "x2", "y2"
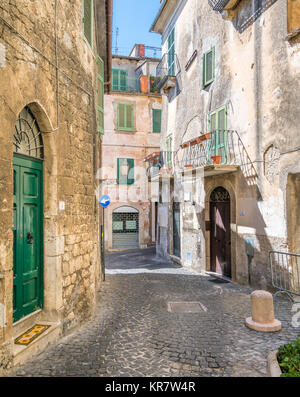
[{"x1": 15, "y1": 324, "x2": 51, "y2": 345}]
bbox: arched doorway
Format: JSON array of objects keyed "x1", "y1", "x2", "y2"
[
  {"x1": 210, "y1": 187, "x2": 231, "y2": 278},
  {"x1": 112, "y1": 206, "x2": 139, "y2": 250},
  {"x1": 13, "y1": 106, "x2": 44, "y2": 322}
]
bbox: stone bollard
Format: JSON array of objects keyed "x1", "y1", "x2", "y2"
[{"x1": 245, "y1": 290, "x2": 282, "y2": 332}]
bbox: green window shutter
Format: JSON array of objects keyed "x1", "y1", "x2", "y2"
[
  {"x1": 168, "y1": 28, "x2": 175, "y2": 76},
  {"x1": 120, "y1": 70, "x2": 128, "y2": 91},
  {"x1": 117, "y1": 158, "x2": 134, "y2": 185},
  {"x1": 125, "y1": 104, "x2": 133, "y2": 129},
  {"x1": 127, "y1": 158, "x2": 134, "y2": 185},
  {"x1": 208, "y1": 105, "x2": 227, "y2": 163},
  {"x1": 117, "y1": 104, "x2": 125, "y2": 129},
  {"x1": 153, "y1": 109, "x2": 161, "y2": 133},
  {"x1": 117, "y1": 103, "x2": 134, "y2": 131},
  {"x1": 112, "y1": 69, "x2": 120, "y2": 91},
  {"x1": 203, "y1": 47, "x2": 215, "y2": 88},
  {"x1": 83, "y1": 0, "x2": 93, "y2": 47},
  {"x1": 96, "y1": 55, "x2": 104, "y2": 135},
  {"x1": 112, "y1": 69, "x2": 128, "y2": 91}
]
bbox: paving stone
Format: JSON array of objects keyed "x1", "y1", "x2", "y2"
[{"x1": 4, "y1": 248, "x2": 300, "y2": 377}]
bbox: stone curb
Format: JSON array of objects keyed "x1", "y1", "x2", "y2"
[{"x1": 266, "y1": 350, "x2": 282, "y2": 377}]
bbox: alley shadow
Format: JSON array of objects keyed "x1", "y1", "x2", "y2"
[{"x1": 105, "y1": 247, "x2": 182, "y2": 270}]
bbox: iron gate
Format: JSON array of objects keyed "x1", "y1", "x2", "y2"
[
  {"x1": 112, "y1": 211, "x2": 139, "y2": 250},
  {"x1": 269, "y1": 251, "x2": 300, "y2": 300}
]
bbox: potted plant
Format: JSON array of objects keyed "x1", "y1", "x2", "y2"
[{"x1": 211, "y1": 155, "x2": 221, "y2": 164}]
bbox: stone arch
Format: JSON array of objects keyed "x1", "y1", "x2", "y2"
[
  {"x1": 13, "y1": 101, "x2": 60, "y2": 320},
  {"x1": 204, "y1": 179, "x2": 237, "y2": 281}
]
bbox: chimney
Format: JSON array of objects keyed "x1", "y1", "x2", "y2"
[{"x1": 138, "y1": 44, "x2": 145, "y2": 58}]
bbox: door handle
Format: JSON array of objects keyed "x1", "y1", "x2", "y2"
[{"x1": 27, "y1": 232, "x2": 33, "y2": 245}]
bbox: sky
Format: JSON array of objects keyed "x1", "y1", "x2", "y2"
[{"x1": 112, "y1": 0, "x2": 162, "y2": 56}]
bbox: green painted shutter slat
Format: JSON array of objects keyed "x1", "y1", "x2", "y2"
[
  {"x1": 96, "y1": 55, "x2": 104, "y2": 135},
  {"x1": 153, "y1": 109, "x2": 161, "y2": 133},
  {"x1": 117, "y1": 158, "x2": 134, "y2": 185},
  {"x1": 125, "y1": 104, "x2": 133, "y2": 129},
  {"x1": 112, "y1": 69, "x2": 119, "y2": 91},
  {"x1": 127, "y1": 158, "x2": 134, "y2": 185},
  {"x1": 120, "y1": 71, "x2": 128, "y2": 91},
  {"x1": 208, "y1": 106, "x2": 227, "y2": 164},
  {"x1": 203, "y1": 47, "x2": 215, "y2": 88},
  {"x1": 117, "y1": 103, "x2": 133, "y2": 131},
  {"x1": 112, "y1": 69, "x2": 128, "y2": 91},
  {"x1": 168, "y1": 28, "x2": 175, "y2": 76}
]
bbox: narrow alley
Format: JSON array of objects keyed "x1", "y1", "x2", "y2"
[{"x1": 6, "y1": 248, "x2": 299, "y2": 377}]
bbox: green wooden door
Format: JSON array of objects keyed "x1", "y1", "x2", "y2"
[{"x1": 13, "y1": 155, "x2": 43, "y2": 322}]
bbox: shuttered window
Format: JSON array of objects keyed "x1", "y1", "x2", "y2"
[
  {"x1": 209, "y1": 105, "x2": 227, "y2": 132},
  {"x1": 117, "y1": 103, "x2": 134, "y2": 131},
  {"x1": 208, "y1": 105, "x2": 227, "y2": 164},
  {"x1": 112, "y1": 69, "x2": 128, "y2": 91},
  {"x1": 203, "y1": 47, "x2": 215, "y2": 88},
  {"x1": 96, "y1": 55, "x2": 104, "y2": 135},
  {"x1": 82, "y1": 0, "x2": 93, "y2": 47},
  {"x1": 152, "y1": 109, "x2": 162, "y2": 133},
  {"x1": 117, "y1": 158, "x2": 134, "y2": 185},
  {"x1": 168, "y1": 28, "x2": 175, "y2": 76}
]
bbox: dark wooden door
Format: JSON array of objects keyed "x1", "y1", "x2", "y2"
[
  {"x1": 210, "y1": 188, "x2": 231, "y2": 278},
  {"x1": 13, "y1": 155, "x2": 43, "y2": 322}
]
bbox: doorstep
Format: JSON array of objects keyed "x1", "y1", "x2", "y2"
[
  {"x1": 13, "y1": 320, "x2": 61, "y2": 367},
  {"x1": 205, "y1": 271, "x2": 232, "y2": 283},
  {"x1": 169, "y1": 254, "x2": 181, "y2": 265}
]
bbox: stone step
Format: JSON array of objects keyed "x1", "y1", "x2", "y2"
[
  {"x1": 13, "y1": 321, "x2": 61, "y2": 367},
  {"x1": 13, "y1": 309, "x2": 42, "y2": 338}
]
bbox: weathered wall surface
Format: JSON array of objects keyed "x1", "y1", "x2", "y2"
[
  {"x1": 0, "y1": 0, "x2": 101, "y2": 372},
  {"x1": 156, "y1": 0, "x2": 300, "y2": 290}
]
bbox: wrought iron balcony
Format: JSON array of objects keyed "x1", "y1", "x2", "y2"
[
  {"x1": 112, "y1": 75, "x2": 143, "y2": 93},
  {"x1": 144, "y1": 151, "x2": 174, "y2": 178},
  {"x1": 155, "y1": 53, "x2": 181, "y2": 93},
  {"x1": 175, "y1": 130, "x2": 257, "y2": 180},
  {"x1": 208, "y1": 0, "x2": 241, "y2": 12},
  {"x1": 208, "y1": 0, "x2": 231, "y2": 11}
]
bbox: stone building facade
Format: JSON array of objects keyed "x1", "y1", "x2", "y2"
[
  {"x1": 149, "y1": 0, "x2": 300, "y2": 290},
  {"x1": 101, "y1": 50, "x2": 161, "y2": 251},
  {"x1": 0, "y1": 0, "x2": 111, "y2": 372}
]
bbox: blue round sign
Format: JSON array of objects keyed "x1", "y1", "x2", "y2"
[{"x1": 99, "y1": 195, "x2": 111, "y2": 208}]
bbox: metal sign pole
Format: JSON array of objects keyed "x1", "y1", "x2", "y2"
[
  {"x1": 102, "y1": 206, "x2": 105, "y2": 282},
  {"x1": 99, "y1": 194, "x2": 110, "y2": 283}
]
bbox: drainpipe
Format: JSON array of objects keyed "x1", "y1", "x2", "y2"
[{"x1": 105, "y1": 0, "x2": 113, "y2": 94}]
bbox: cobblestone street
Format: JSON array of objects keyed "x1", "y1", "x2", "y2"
[{"x1": 6, "y1": 248, "x2": 300, "y2": 377}]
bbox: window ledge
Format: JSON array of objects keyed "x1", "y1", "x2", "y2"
[{"x1": 115, "y1": 129, "x2": 136, "y2": 134}]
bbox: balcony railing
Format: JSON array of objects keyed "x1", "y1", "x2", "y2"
[
  {"x1": 144, "y1": 151, "x2": 174, "y2": 178},
  {"x1": 155, "y1": 53, "x2": 181, "y2": 92},
  {"x1": 208, "y1": 0, "x2": 231, "y2": 11},
  {"x1": 175, "y1": 130, "x2": 257, "y2": 182},
  {"x1": 208, "y1": 0, "x2": 241, "y2": 12}
]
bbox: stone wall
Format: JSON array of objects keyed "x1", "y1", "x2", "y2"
[{"x1": 0, "y1": 0, "x2": 103, "y2": 371}]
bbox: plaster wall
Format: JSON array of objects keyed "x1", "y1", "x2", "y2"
[{"x1": 155, "y1": 0, "x2": 300, "y2": 289}]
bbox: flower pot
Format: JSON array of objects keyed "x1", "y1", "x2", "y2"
[{"x1": 211, "y1": 156, "x2": 221, "y2": 164}]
